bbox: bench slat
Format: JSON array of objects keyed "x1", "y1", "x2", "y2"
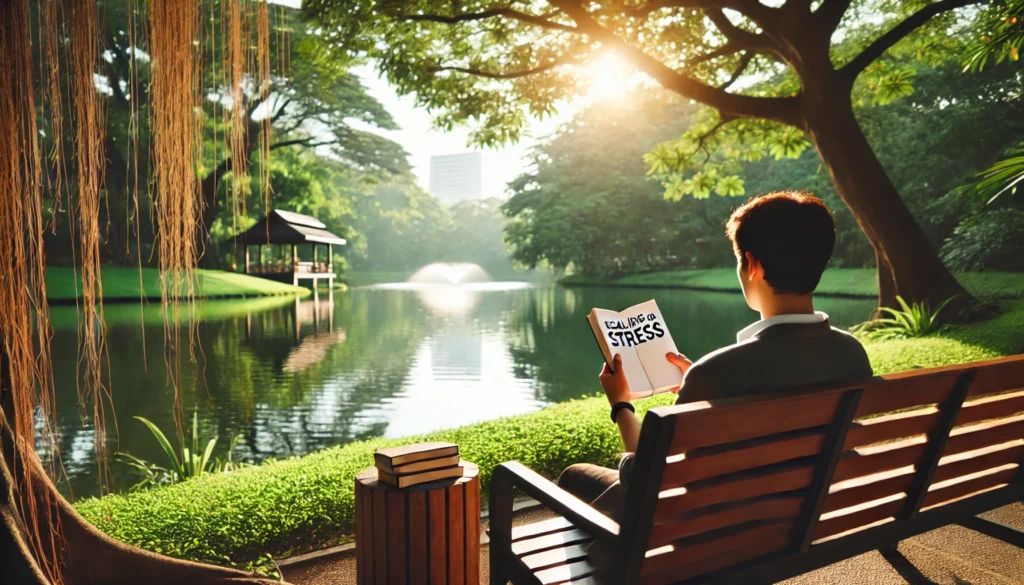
[
  {"x1": 648, "y1": 494, "x2": 804, "y2": 548},
  {"x1": 967, "y1": 358, "x2": 1024, "y2": 398},
  {"x1": 854, "y1": 371, "x2": 962, "y2": 419},
  {"x1": 520, "y1": 543, "x2": 590, "y2": 571},
  {"x1": 641, "y1": 520, "x2": 796, "y2": 580},
  {"x1": 511, "y1": 528, "x2": 591, "y2": 556},
  {"x1": 843, "y1": 408, "x2": 939, "y2": 449},
  {"x1": 956, "y1": 389, "x2": 1024, "y2": 427},
  {"x1": 669, "y1": 391, "x2": 843, "y2": 453},
  {"x1": 511, "y1": 517, "x2": 575, "y2": 542},
  {"x1": 640, "y1": 525, "x2": 793, "y2": 585},
  {"x1": 812, "y1": 498, "x2": 905, "y2": 542},
  {"x1": 661, "y1": 429, "x2": 826, "y2": 488},
  {"x1": 833, "y1": 438, "x2": 927, "y2": 483},
  {"x1": 934, "y1": 443, "x2": 1024, "y2": 486},
  {"x1": 822, "y1": 472, "x2": 914, "y2": 515},
  {"x1": 922, "y1": 467, "x2": 1019, "y2": 511},
  {"x1": 656, "y1": 463, "x2": 815, "y2": 517},
  {"x1": 947, "y1": 416, "x2": 1024, "y2": 457},
  {"x1": 534, "y1": 559, "x2": 594, "y2": 585}
]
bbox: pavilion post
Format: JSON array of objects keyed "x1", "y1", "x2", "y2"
[
  {"x1": 312, "y1": 243, "x2": 318, "y2": 269},
  {"x1": 244, "y1": 245, "x2": 250, "y2": 274},
  {"x1": 257, "y1": 245, "x2": 263, "y2": 271}
]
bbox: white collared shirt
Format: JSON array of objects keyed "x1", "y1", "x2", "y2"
[{"x1": 736, "y1": 311, "x2": 829, "y2": 343}]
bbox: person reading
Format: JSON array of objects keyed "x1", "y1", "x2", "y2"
[{"x1": 558, "y1": 191, "x2": 873, "y2": 532}]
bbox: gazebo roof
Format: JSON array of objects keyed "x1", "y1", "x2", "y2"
[{"x1": 238, "y1": 210, "x2": 347, "y2": 246}]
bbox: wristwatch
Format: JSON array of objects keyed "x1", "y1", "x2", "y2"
[{"x1": 610, "y1": 401, "x2": 635, "y2": 423}]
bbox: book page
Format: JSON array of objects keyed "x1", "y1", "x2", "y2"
[
  {"x1": 590, "y1": 308, "x2": 653, "y2": 396},
  {"x1": 618, "y1": 300, "x2": 681, "y2": 394}
]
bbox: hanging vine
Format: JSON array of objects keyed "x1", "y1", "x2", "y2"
[
  {"x1": 150, "y1": 0, "x2": 203, "y2": 426},
  {"x1": 70, "y1": 0, "x2": 113, "y2": 494},
  {"x1": 0, "y1": 0, "x2": 58, "y2": 581}
]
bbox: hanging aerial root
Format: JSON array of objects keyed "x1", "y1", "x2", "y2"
[{"x1": 0, "y1": 0, "x2": 58, "y2": 581}]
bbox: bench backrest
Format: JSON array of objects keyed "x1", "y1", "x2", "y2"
[{"x1": 618, "y1": 354, "x2": 1024, "y2": 585}]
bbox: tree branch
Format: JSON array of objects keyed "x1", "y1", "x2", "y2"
[
  {"x1": 815, "y1": 0, "x2": 854, "y2": 35},
  {"x1": 684, "y1": 43, "x2": 743, "y2": 69},
  {"x1": 270, "y1": 137, "x2": 337, "y2": 150},
  {"x1": 706, "y1": 9, "x2": 767, "y2": 51},
  {"x1": 400, "y1": 7, "x2": 577, "y2": 32},
  {"x1": 552, "y1": 1, "x2": 800, "y2": 125},
  {"x1": 720, "y1": 51, "x2": 754, "y2": 89},
  {"x1": 840, "y1": 0, "x2": 983, "y2": 80},
  {"x1": 426, "y1": 56, "x2": 581, "y2": 80}
]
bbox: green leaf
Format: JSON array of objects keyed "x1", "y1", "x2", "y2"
[{"x1": 714, "y1": 175, "x2": 746, "y2": 196}]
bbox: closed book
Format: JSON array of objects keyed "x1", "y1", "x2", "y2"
[
  {"x1": 377, "y1": 464, "x2": 464, "y2": 488},
  {"x1": 378, "y1": 454, "x2": 460, "y2": 476},
  {"x1": 374, "y1": 442, "x2": 459, "y2": 468}
]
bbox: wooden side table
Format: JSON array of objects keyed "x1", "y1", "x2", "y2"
[{"x1": 355, "y1": 461, "x2": 480, "y2": 585}]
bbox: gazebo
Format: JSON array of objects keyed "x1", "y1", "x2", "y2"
[{"x1": 238, "y1": 209, "x2": 346, "y2": 286}]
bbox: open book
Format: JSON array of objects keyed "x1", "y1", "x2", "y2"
[{"x1": 586, "y1": 299, "x2": 681, "y2": 399}]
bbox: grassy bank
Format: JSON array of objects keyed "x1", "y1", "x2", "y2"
[
  {"x1": 71, "y1": 298, "x2": 1024, "y2": 567},
  {"x1": 561, "y1": 268, "x2": 1024, "y2": 299},
  {"x1": 47, "y1": 266, "x2": 308, "y2": 302}
]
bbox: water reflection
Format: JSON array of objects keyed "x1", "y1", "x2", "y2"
[{"x1": 46, "y1": 283, "x2": 875, "y2": 497}]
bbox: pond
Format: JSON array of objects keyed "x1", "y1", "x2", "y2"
[{"x1": 46, "y1": 282, "x2": 876, "y2": 497}]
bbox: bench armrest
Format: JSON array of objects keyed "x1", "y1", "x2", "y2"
[{"x1": 491, "y1": 461, "x2": 620, "y2": 540}]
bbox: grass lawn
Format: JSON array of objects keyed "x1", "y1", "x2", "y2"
[
  {"x1": 72, "y1": 297, "x2": 1024, "y2": 569},
  {"x1": 46, "y1": 266, "x2": 308, "y2": 302},
  {"x1": 562, "y1": 268, "x2": 1024, "y2": 299}
]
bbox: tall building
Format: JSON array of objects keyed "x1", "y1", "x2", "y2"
[{"x1": 429, "y1": 152, "x2": 483, "y2": 203}]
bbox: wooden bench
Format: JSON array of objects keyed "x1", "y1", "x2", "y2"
[{"x1": 488, "y1": 354, "x2": 1024, "y2": 584}]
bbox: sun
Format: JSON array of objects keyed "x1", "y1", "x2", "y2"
[{"x1": 581, "y1": 51, "x2": 633, "y2": 101}]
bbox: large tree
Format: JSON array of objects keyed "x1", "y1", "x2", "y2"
[
  {"x1": 46, "y1": 1, "x2": 408, "y2": 265},
  {"x1": 304, "y1": 0, "x2": 1000, "y2": 309}
]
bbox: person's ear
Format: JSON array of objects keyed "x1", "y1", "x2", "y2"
[{"x1": 744, "y1": 251, "x2": 763, "y2": 281}]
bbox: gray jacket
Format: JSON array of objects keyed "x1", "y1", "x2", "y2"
[{"x1": 619, "y1": 318, "x2": 872, "y2": 488}]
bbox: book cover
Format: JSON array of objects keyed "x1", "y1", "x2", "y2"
[
  {"x1": 373, "y1": 442, "x2": 459, "y2": 467},
  {"x1": 379, "y1": 454, "x2": 461, "y2": 476},
  {"x1": 587, "y1": 299, "x2": 681, "y2": 399},
  {"x1": 377, "y1": 464, "x2": 464, "y2": 488}
]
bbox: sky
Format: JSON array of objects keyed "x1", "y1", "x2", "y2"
[{"x1": 354, "y1": 65, "x2": 568, "y2": 200}]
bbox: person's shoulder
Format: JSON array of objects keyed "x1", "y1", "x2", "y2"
[
  {"x1": 826, "y1": 325, "x2": 874, "y2": 375},
  {"x1": 689, "y1": 338, "x2": 759, "y2": 371},
  {"x1": 679, "y1": 338, "x2": 761, "y2": 393}
]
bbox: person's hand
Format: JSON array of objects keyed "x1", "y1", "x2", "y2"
[
  {"x1": 599, "y1": 354, "x2": 631, "y2": 406},
  {"x1": 666, "y1": 352, "x2": 692, "y2": 394}
]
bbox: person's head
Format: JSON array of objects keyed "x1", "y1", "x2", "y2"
[{"x1": 725, "y1": 191, "x2": 836, "y2": 312}]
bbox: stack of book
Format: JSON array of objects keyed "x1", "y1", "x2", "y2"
[{"x1": 374, "y1": 442, "x2": 462, "y2": 488}]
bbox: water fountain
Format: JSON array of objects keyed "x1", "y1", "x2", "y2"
[
  {"x1": 367, "y1": 262, "x2": 532, "y2": 315},
  {"x1": 408, "y1": 262, "x2": 491, "y2": 285}
]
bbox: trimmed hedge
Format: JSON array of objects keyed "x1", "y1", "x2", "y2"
[
  {"x1": 74, "y1": 391, "x2": 676, "y2": 566},
  {"x1": 73, "y1": 298, "x2": 1024, "y2": 567}
]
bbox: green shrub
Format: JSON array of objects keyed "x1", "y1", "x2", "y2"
[
  {"x1": 941, "y1": 209, "x2": 1024, "y2": 272},
  {"x1": 75, "y1": 392, "x2": 675, "y2": 567}
]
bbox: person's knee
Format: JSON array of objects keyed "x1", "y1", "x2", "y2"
[{"x1": 557, "y1": 464, "x2": 592, "y2": 492}]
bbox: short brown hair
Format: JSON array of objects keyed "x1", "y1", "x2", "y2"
[{"x1": 726, "y1": 191, "x2": 836, "y2": 295}]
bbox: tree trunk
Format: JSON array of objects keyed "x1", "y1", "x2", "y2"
[{"x1": 804, "y1": 95, "x2": 969, "y2": 311}]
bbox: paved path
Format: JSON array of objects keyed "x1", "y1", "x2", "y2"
[{"x1": 282, "y1": 503, "x2": 1024, "y2": 585}]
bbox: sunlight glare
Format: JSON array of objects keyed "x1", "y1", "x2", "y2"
[{"x1": 582, "y1": 51, "x2": 633, "y2": 101}]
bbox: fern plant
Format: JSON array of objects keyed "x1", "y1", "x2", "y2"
[{"x1": 851, "y1": 295, "x2": 956, "y2": 340}]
